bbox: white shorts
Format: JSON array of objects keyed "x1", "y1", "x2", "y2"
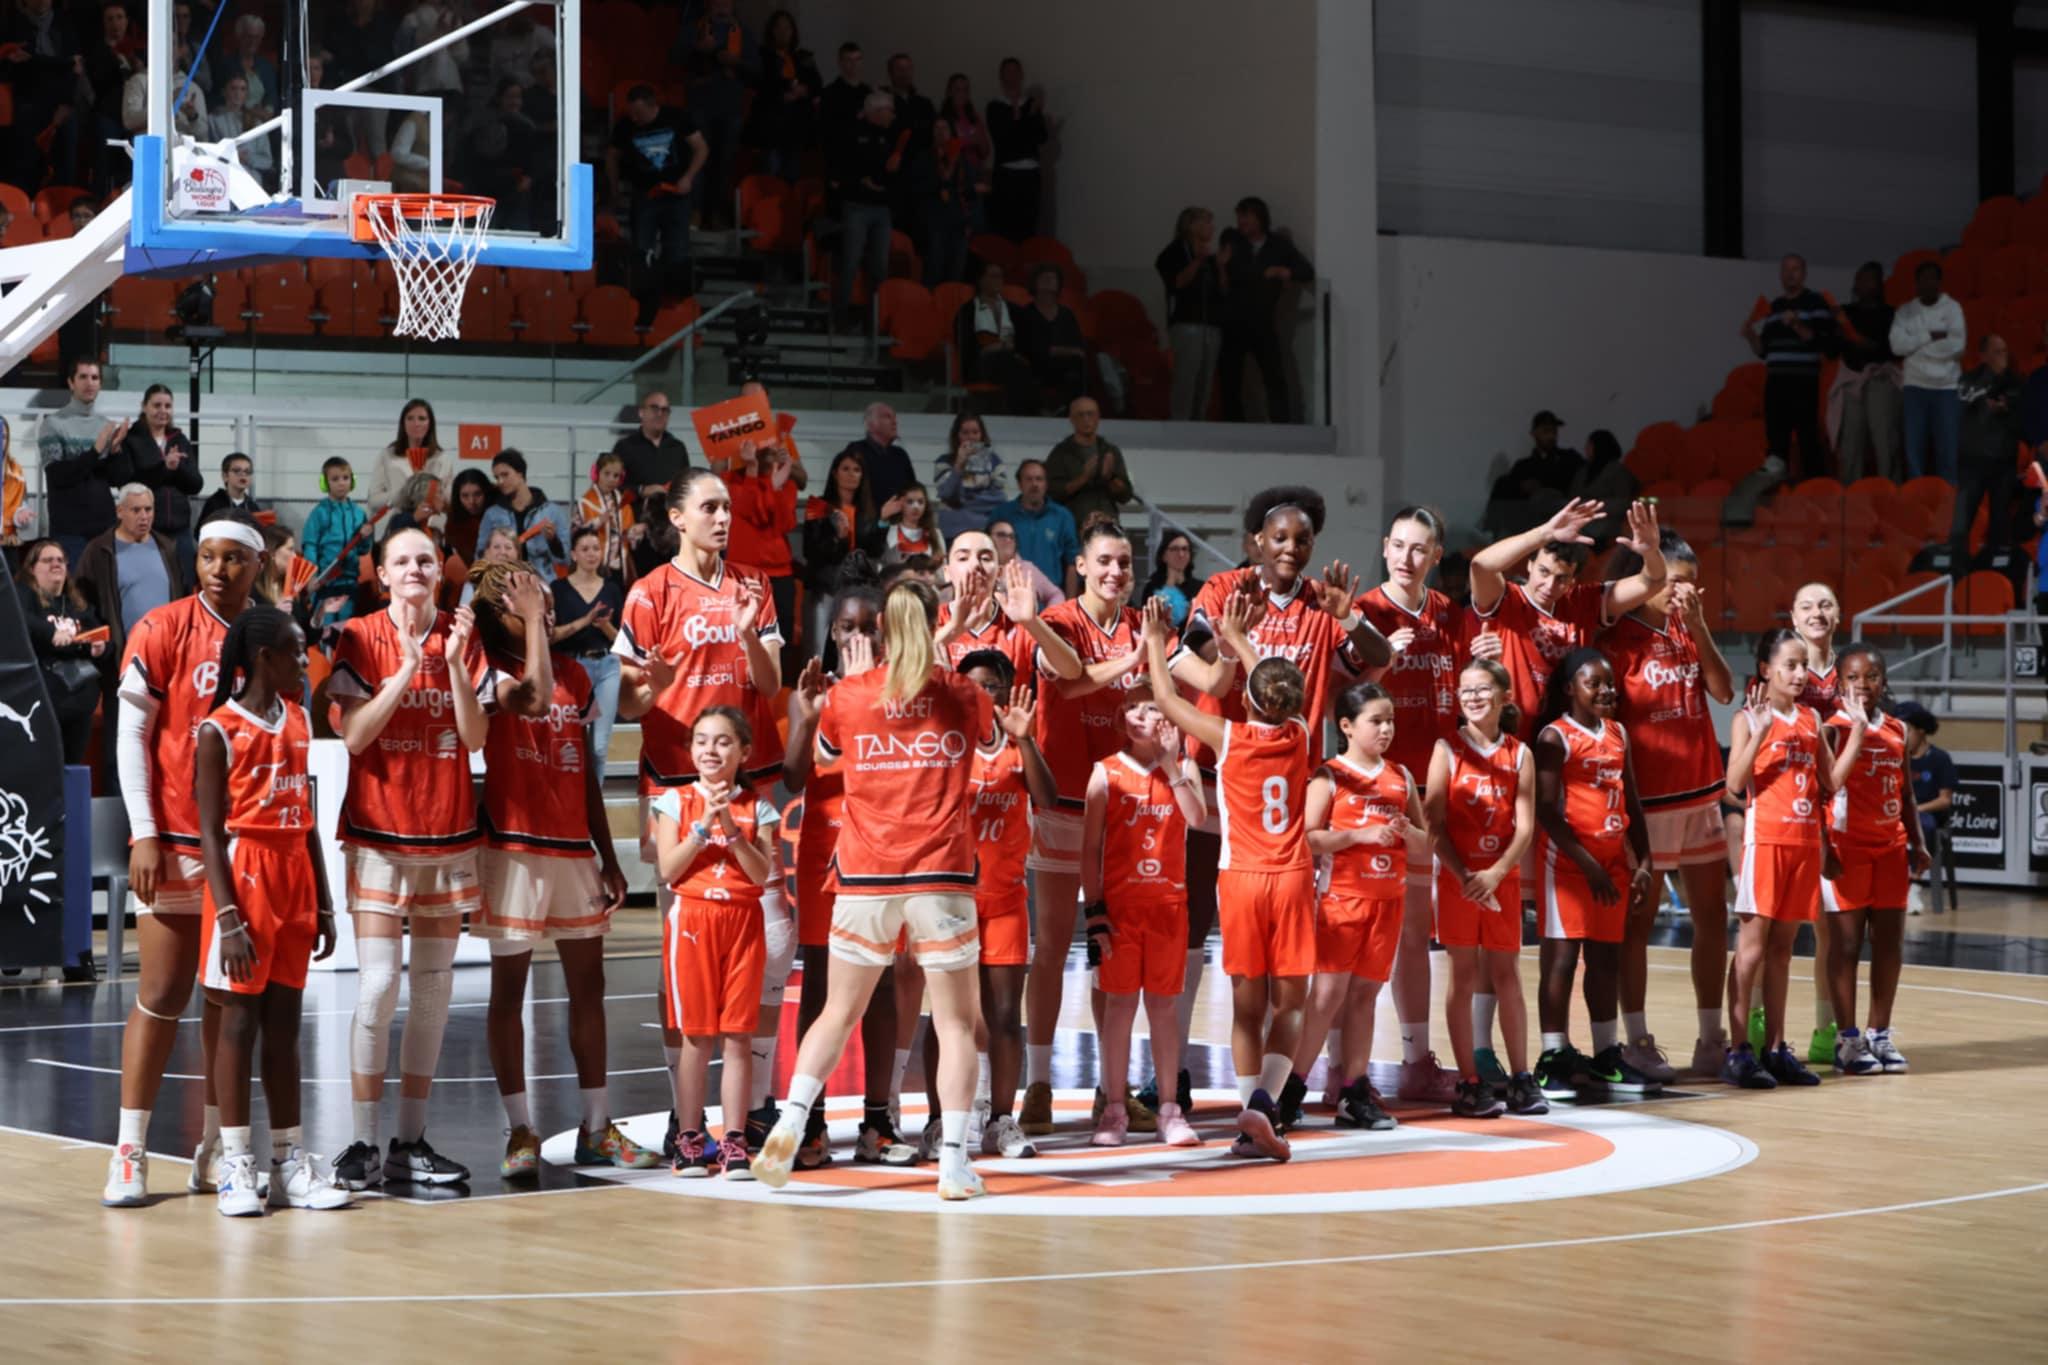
[
  {"x1": 345, "y1": 845, "x2": 483, "y2": 920},
  {"x1": 1025, "y1": 807, "x2": 1084, "y2": 875},
  {"x1": 1645, "y1": 797, "x2": 1729, "y2": 871},
  {"x1": 137, "y1": 845, "x2": 208, "y2": 916},
  {"x1": 476, "y1": 848, "x2": 611, "y2": 941},
  {"x1": 830, "y1": 892, "x2": 980, "y2": 971}
]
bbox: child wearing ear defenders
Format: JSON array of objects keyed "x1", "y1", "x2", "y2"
[{"x1": 302, "y1": 457, "x2": 367, "y2": 623}]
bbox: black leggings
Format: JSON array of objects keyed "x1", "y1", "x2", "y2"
[
  {"x1": 1185, "y1": 827, "x2": 1220, "y2": 948},
  {"x1": 1763, "y1": 373, "x2": 1826, "y2": 480}
]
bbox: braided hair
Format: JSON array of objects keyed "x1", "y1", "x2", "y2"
[{"x1": 210, "y1": 605, "x2": 298, "y2": 712}]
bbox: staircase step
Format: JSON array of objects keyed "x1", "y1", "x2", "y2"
[{"x1": 725, "y1": 358, "x2": 903, "y2": 391}]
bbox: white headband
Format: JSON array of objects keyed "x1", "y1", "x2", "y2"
[{"x1": 197, "y1": 519, "x2": 266, "y2": 553}]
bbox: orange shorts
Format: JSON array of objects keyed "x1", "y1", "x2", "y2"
[
  {"x1": 1824, "y1": 844, "x2": 1908, "y2": 914},
  {"x1": 1538, "y1": 843, "x2": 1630, "y2": 943},
  {"x1": 1097, "y1": 896, "x2": 1186, "y2": 996},
  {"x1": 1735, "y1": 843, "x2": 1822, "y2": 922},
  {"x1": 200, "y1": 837, "x2": 318, "y2": 995},
  {"x1": 664, "y1": 896, "x2": 767, "y2": 1036},
  {"x1": 1316, "y1": 894, "x2": 1402, "y2": 981},
  {"x1": 1435, "y1": 866, "x2": 1523, "y2": 952},
  {"x1": 976, "y1": 887, "x2": 1030, "y2": 967},
  {"x1": 1217, "y1": 867, "x2": 1316, "y2": 979}
]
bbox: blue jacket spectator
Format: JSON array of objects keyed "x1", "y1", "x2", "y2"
[
  {"x1": 477, "y1": 449, "x2": 576, "y2": 579},
  {"x1": 986, "y1": 459, "x2": 1078, "y2": 595}
]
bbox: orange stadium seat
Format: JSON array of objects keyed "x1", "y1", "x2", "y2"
[
  {"x1": 0, "y1": 181, "x2": 30, "y2": 221},
  {"x1": 1712, "y1": 363, "x2": 1766, "y2": 421},
  {"x1": 2014, "y1": 193, "x2": 2048, "y2": 247},
  {"x1": 1979, "y1": 243, "x2": 2030, "y2": 298},
  {"x1": 1940, "y1": 245, "x2": 1982, "y2": 297},
  {"x1": 577, "y1": 284, "x2": 642, "y2": 346},
  {"x1": 1961, "y1": 195, "x2": 2022, "y2": 250}
]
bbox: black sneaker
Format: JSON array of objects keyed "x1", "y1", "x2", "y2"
[
  {"x1": 1587, "y1": 1044, "x2": 1662, "y2": 1095},
  {"x1": 661, "y1": 1109, "x2": 680, "y2": 1163},
  {"x1": 331, "y1": 1140, "x2": 385, "y2": 1191},
  {"x1": 1534, "y1": 1046, "x2": 1589, "y2": 1101},
  {"x1": 1504, "y1": 1072, "x2": 1550, "y2": 1116},
  {"x1": 383, "y1": 1135, "x2": 469, "y2": 1186},
  {"x1": 671, "y1": 1129, "x2": 714, "y2": 1178},
  {"x1": 1334, "y1": 1079, "x2": 1397, "y2": 1131},
  {"x1": 1176, "y1": 1068, "x2": 1194, "y2": 1115},
  {"x1": 1451, "y1": 1078, "x2": 1506, "y2": 1118},
  {"x1": 1236, "y1": 1089, "x2": 1291, "y2": 1161},
  {"x1": 744, "y1": 1102, "x2": 780, "y2": 1152},
  {"x1": 1720, "y1": 1042, "x2": 1777, "y2": 1089},
  {"x1": 1763, "y1": 1042, "x2": 1821, "y2": 1087},
  {"x1": 1276, "y1": 1073, "x2": 1309, "y2": 1132}
]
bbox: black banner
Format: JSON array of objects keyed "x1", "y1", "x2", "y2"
[
  {"x1": 1949, "y1": 764, "x2": 2007, "y2": 872},
  {"x1": 0, "y1": 582, "x2": 66, "y2": 966}
]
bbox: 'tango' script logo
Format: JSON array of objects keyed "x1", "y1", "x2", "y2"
[{"x1": 854, "y1": 730, "x2": 968, "y2": 762}]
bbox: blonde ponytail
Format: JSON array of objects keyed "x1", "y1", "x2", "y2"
[{"x1": 882, "y1": 580, "x2": 940, "y2": 702}]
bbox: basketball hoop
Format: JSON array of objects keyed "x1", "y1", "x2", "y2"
[{"x1": 351, "y1": 193, "x2": 496, "y2": 342}]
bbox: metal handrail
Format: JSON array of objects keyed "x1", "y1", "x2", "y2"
[
  {"x1": 1134, "y1": 495, "x2": 1238, "y2": 574},
  {"x1": 573, "y1": 290, "x2": 754, "y2": 407}
]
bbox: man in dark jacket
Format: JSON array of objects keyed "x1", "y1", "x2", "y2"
[
  {"x1": 611, "y1": 389, "x2": 691, "y2": 500},
  {"x1": 835, "y1": 402, "x2": 914, "y2": 510},
  {"x1": 1951, "y1": 333, "x2": 2023, "y2": 568},
  {"x1": 1217, "y1": 196, "x2": 1314, "y2": 423},
  {"x1": 112, "y1": 410, "x2": 203, "y2": 575},
  {"x1": 985, "y1": 57, "x2": 1046, "y2": 242},
  {"x1": 38, "y1": 356, "x2": 129, "y2": 565}
]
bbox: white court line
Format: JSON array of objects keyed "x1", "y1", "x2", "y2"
[
  {"x1": 0, "y1": 992, "x2": 660, "y2": 1034},
  {"x1": 0, "y1": 1181, "x2": 2040, "y2": 1307},
  {"x1": 1644, "y1": 962, "x2": 2048, "y2": 1007},
  {"x1": 27, "y1": 1059, "x2": 672, "y2": 1085}
]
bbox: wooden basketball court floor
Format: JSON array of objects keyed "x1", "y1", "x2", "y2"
[{"x1": 0, "y1": 892, "x2": 2042, "y2": 1363}]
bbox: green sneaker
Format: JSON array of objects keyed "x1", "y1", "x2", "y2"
[
  {"x1": 1473, "y1": 1047, "x2": 1510, "y2": 1088},
  {"x1": 1747, "y1": 1006, "x2": 1766, "y2": 1055},
  {"x1": 1807, "y1": 1021, "x2": 1838, "y2": 1067}
]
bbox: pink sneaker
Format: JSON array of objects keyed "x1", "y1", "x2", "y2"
[
  {"x1": 1155, "y1": 1102, "x2": 1202, "y2": 1147},
  {"x1": 1396, "y1": 1053, "x2": 1460, "y2": 1104},
  {"x1": 1091, "y1": 1102, "x2": 1128, "y2": 1148}
]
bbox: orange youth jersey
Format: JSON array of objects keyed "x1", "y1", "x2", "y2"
[
  {"x1": 1096, "y1": 753, "x2": 1189, "y2": 899},
  {"x1": 480, "y1": 651, "x2": 597, "y2": 857},
  {"x1": 328, "y1": 606, "x2": 487, "y2": 854},
  {"x1": 1438, "y1": 728, "x2": 1527, "y2": 872},
  {"x1": 1744, "y1": 706, "x2": 1826, "y2": 848},
  {"x1": 815, "y1": 665, "x2": 998, "y2": 894},
  {"x1": 1799, "y1": 661, "x2": 1841, "y2": 718},
  {"x1": 1826, "y1": 712, "x2": 1908, "y2": 853},
  {"x1": 1184, "y1": 568, "x2": 1361, "y2": 772},
  {"x1": 1217, "y1": 717, "x2": 1313, "y2": 873},
  {"x1": 1032, "y1": 598, "x2": 1181, "y2": 808},
  {"x1": 1321, "y1": 753, "x2": 1414, "y2": 897},
  {"x1": 652, "y1": 783, "x2": 779, "y2": 907},
  {"x1": 612, "y1": 560, "x2": 784, "y2": 791},
  {"x1": 1354, "y1": 584, "x2": 1463, "y2": 780},
  {"x1": 117, "y1": 595, "x2": 235, "y2": 846},
  {"x1": 971, "y1": 739, "x2": 1035, "y2": 897},
  {"x1": 1599, "y1": 612, "x2": 1724, "y2": 808},
  {"x1": 200, "y1": 698, "x2": 314, "y2": 837},
  {"x1": 937, "y1": 599, "x2": 1036, "y2": 676},
  {"x1": 1540, "y1": 716, "x2": 1631, "y2": 861},
  {"x1": 1468, "y1": 581, "x2": 1606, "y2": 740}
]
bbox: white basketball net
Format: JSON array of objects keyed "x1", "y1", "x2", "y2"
[{"x1": 362, "y1": 196, "x2": 495, "y2": 342}]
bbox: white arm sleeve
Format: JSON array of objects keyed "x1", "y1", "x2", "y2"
[{"x1": 117, "y1": 694, "x2": 159, "y2": 840}]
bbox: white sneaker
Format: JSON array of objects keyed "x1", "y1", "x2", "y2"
[
  {"x1": 1622, "y1": 1036, "x2": 1678, "y2": 1085},
  {"x1": 965, "y1": 1097, "x2": 990, "y2": 1151},
  {"x1": 216, "y1": 1152, "x2": 264, "y2": 1217},
  {"x1": 980, "y1": 1114, "x2": 1038, "y2": 1159},
  {"x1": 936, "y1": 1160, "x2": 986, "y2": 1201},
  {"x1": 754, "y1": 1118, "x2": 801, "y2": 1189},
  {"x1": 916, "y1": 1117, "x2": 944, "y2": 1163},
  {"x1": 1906, "y1": 884, "x2": 1925, "y2": 916},
  {"x1": 102, "y1": 1143, "x2": 148, "y2": 1207},
  {"x1": 1868, "y1": 1028, "x2": 1909, "y2": 1073},
  {"x1": 269, "y1": 1148, "x2": 353, "y2": 1210},
  {"x1": 186, "y1": 1135, "x2": 222, "y2": 1193}
]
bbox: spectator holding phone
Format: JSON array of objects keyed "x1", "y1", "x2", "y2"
[{"x1": 552, "y1": 525, "x2": 627, "y2": 766}]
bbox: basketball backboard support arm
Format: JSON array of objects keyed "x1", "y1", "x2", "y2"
[{"x1": 0, "y1": 198, "x2": 132, "y2": 372}]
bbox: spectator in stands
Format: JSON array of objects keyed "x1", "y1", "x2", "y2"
[
  {"x1": 1890, "y1": 261, "x2": 1967, "y2": 483},
  {"x1": 3, "y1": 419, "x2": 30, "y2": 556},
  {"x1": 386, "y1": 470, "x2": 446, "y2": 540},
  {"x1": 486, "y1": 3, "x2": 554, "y2": 87},
  {"x1": 1015, "y1": 263, "x2": 1088, "y2": 411},
  {"x1": 1739, "y1": 252, "x2": 1835, "y2": 481},
  {"x1": 933, "y1": 411, "x2": 1007, "y2": 542},
  {"x1": 170, "y1": 0, "x2": 212, "y2": 99},
  {"x1": 986, "y1": 515, "x2": 1062, "y2": 609},
  {"x1": 38, "y1": 357, "x2": 127, "y2": 565},
  {"x1": 837, "y1": 402, "x2": 915, "y2": 509},
  {"x1": 1136, "y1": 529, "x2": 1202, "y2": 629},
  {"x1": 1828, "y1": 261, "x2": 1901, "y2": 483},
  {"x1": 222, "y1": 13, "x2": 277, "y2": 112},
  {"x1": 15, "y1": 537, "x2": 105, "y2": 763},
  {"x1": 77, "y1": 484, "x2": 182, "y2": 654},
  {"x1": 577, "y1": 452, "x2": 637, "y2": 583},
  {"x1": 727, "y1": 436, "x2": 799, "y2": 648},
  {"x1": 952, "y1": 261, "x2": 1034, "y2": 414},
  {"x1": 205, "y1": 75, "x2": 273, "y2": 190},
  {"x1": 749, "y1": 9, "x2": 819, "y2": 183},
  {"x1": 199, "y1": 452, "x2": 265, "y2": 523},
  {"x1": 2022, "y1": 320, "x2": 2048, "y2": 452},
  {"x1": 364, "y1": 398, "x2": 451, "y2": 514},
  {"x1": 1564, "y1": 428, "x2": 1636, "y2": 546},
  {"x1": 1218, "y1": 196, "x2": 1313, "y2": 423},
  {"x1": 1900, "y1": 701, "x2": 1953, "y2": 915},
  {"x1": 925, "y1": 115, "x2": 978, "y2": 286},
  {"x1": 303, "y1": 458, "x2": 367, "y2": 623},
  {"x1": 986, "y1": 57, "x2": 1047, "y2": 242},
  {"x1": 677, "y1": 0, "x2": 752, "y2": 229},
  {"x1": 608, "y1": 84, "x2": 707, "y2": 307},
  {"x1": 1483, "y1": 409, "x2": 1580, "y2": 531},
  {"x1": 84, "y1": 1, "x2": 139, "y2": 193},
  {"x1": 886, "y1": 52, "x2": 938, "y2": 254},
  {"x1": 986, "y1": 458, "x2": 1078, "y2": 598},
  {"x1": 801, "y1": 450, "x2": 880, "y2": 641},
  {"x1": 819, "y1": 40, "x2": 869, "y2": 197},
  {"x1": 388, "y1": 103, "x2": 436, "y2": 193},
  {"x1": 325, "y1": 0, "x2": 397, "y2": 87},
  {"x1": 739, "y1": 378, "x2": 809, "y2": 490},
  {"x1": 553, "y1": 524, "x2": 625, "y2": 765},
  {"x1": 522, "y1": 48, "x2": 562, "y2": 227},
  {"x1": 111, "y1": 383, "x2": 200, "y2": 574},
  {"x1": 124, "y1": 50, "x2": 206, "y2": 140},
  {"x1": 939, "y1": 74, "x2": 992, "y2": 197},
  {"x1": 0, "y1": 0, "x2": 82, "y2": 191},
  {"x1": 612, "y1": 389, "x2": 690, "y2": 501},
  {"x1": 468, "y1": 77, "x2": 538, "y2": 230},
  {"x1": 1045, "y1": 396, "x2": 1133, "y2": 530},
  {"x1": 1158, "y1": 207, "x2": 1227, "y2": 421},
  {"x1": 394, "y1": 2, "x2": 465, "y2": 102},
  {"x1": 477, "y1": 448, "x2": 574, "y2": 579},
  {"x1": 834, "y1": 91, "x2": 896, "y2": 325},
  {"x1": 446, "y1": 467, "x2": 492, "y2": 564},
  {"x1": 1951, "y1": 333, "x2": 2021, "y2": 569},
  {"x1": 1434, "y1": 549, "x2": 1472, "y2": 607}
]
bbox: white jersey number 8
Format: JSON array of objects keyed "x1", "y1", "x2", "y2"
[{"x1": 1260, "y1": 776, "x2": 1290, "y2": 834}]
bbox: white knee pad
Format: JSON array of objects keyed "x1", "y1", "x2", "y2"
[
  {"x1": 398, "y1": 935, "x2": 458, "y2": 1079},
  {"x1": 760, "y1": 890, "x2": 796, "y2": 1007},
  {"x1": 350, "y1": 936, "x2": 403, "y2": 1078}
]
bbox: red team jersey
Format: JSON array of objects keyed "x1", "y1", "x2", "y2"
[
  {"x1": 328, "y1": 607, "x2": 487, "y2": 855},
  {"x1": 815, "y1": 666, "x2": 997, "y2": 894},
  {"x1": 117, "y1": 596, "x2": 234, "y2": 845},
  {"x1": 1469, "y1": 582, "x2": 1606, "y2": 740},
  {"x1": 970, "y1": 740, "x2": 1035, "y2": 900},
  {"x1": 1033, "y1": 599, "x2": 1179, "y2": 808},
  {"x1": 1541, "y1": 717, "x2": 1631, "y2": 861},
  {"x1": 1321, "y1": 753, "x2": 1413, "y2": 897},
  {"x1": 936, "y1": 600, "x2": 1036, "y2": 676},
  {"x1": 480, "y1": 651, "x2": 596, "y2": 857},
  {"x1": 1439, "y1": 729, "x2": 1526, "y2": 871},
  {"x1": 1354, "y1": 585, "x2": 1462, "y2": 782},
  {"x1": 201, "y1": 698, "x2": 314, "y2": 836},
  {"x1": 1217, "y1": 717, "x2": 1313, "y2": 872},
  {"x1": 1826, "y1": 712, "x2": 1909, "y2": 853},
  {"x1": 613, "y1": 560, "x2": 784, "y2": 791},
  {"x1": 1744, "y1": 706, "x2": 1825, "y2": 848},
  {"x1": 1096, "y1": 753, "x2": 1189, "y2": 900},
  {"x1": 1184, "y1": 569, "x2": 1360, "y2": 772},
  {"x1": 1599, "y1": 613, "x2": 1724, "y2": 807},
  {"x1": 1799, "y1": 662, "x2": 1841, "y2": 718},
  {"x1": 653, "y1": 782, "x2": 778, "y2": 907}
]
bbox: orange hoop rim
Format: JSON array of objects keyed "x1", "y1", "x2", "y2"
[{"x1": 349, "y1": 192, "x2": 497, "y2": 243}]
